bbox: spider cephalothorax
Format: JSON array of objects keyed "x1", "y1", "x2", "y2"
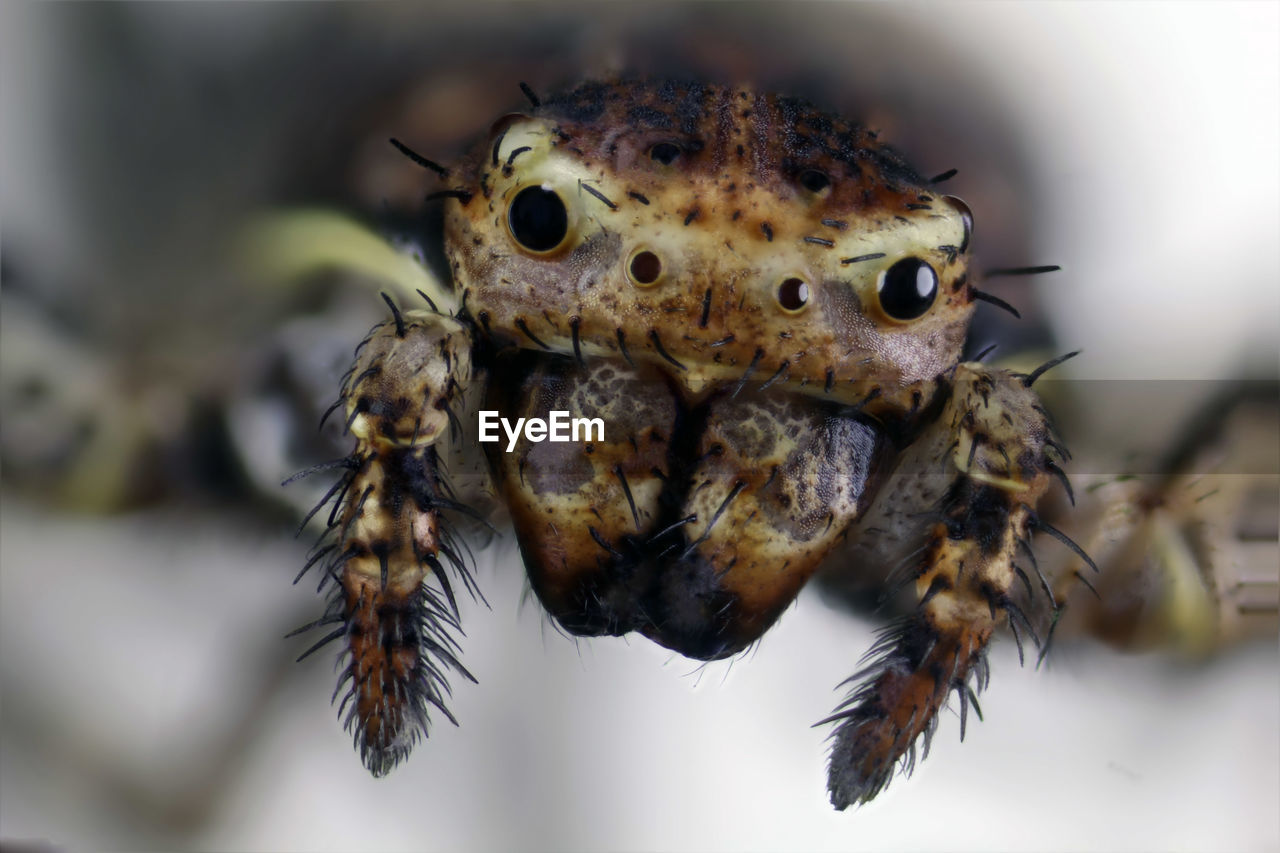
[
  {"x1": 452, "y1": 80, "x2": 975, "y2": 407},
  {"x1": 296, "y1": 78, "x2": 1078, "y2": 808}
]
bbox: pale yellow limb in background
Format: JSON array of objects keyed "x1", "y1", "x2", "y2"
[{"x1": 236, "y1": 209, "x2": 458, "y2": 313}]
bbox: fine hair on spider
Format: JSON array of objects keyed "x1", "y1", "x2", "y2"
[
  {"x1": 285, "y1": 295, "x2": 485, "y2": 775},
  {"x1": 815, "y1": 289, "x2": 1084, "y2": 807}
]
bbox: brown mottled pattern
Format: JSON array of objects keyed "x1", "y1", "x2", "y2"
[
  {"x1": 487, "y1": 355, "x2": 677, "y2": 635},
  {"x1": 648, "y1": 390, "x2": 886, "y2": 657},
  {"x1": 823, "y1": 368, "x2": 1056, "y2": 807},
  {"x1": 446, "y1": 79, "x2": 973, "y2": 416},
  {"x1": 319, "y1": 311, "x2": 476, "y2": 776}
]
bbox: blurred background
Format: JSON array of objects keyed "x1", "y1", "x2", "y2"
[{"x1": 1, "y1": 2, "x2": 1276, "y2": 851}]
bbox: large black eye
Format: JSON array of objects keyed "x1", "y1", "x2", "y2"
[
  {"x1": 507, "y1": 186, "x2": 568, "y2": 252},
  {"x1": 649, "y1": 142, "x2": 682, "y2": 165},
  {"x1": 877, "y1": 258, "x2": 938, "y2": 321}
]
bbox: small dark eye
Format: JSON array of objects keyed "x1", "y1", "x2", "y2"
[
  {"x1": 649, "y1": 142, "x2": 682, "y2": 165},
  {"x1": 777, "y1": 277, "x2": 809, "y2": 311},
  {"x1": 798, "y1": 169, "x2": 831, "y2": 194},
  {"x1": 629, "y1": 250, "x2": 662, "y2": 285},
  {"x1": 877, "y1": 258, "x2": 938, "y2": 321},
  {"x1": 507, "y1": 186, "x2": 568, "y2": 252},
  {"x1": 944, "y1": 196, "x2": 974, "y2": 252}
]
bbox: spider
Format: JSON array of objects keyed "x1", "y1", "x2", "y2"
[{"x1": 289, "y1": 78, "x2": 1091, "y2": 808}]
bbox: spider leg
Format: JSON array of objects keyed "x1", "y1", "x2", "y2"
[
  {"x1": 296, "y1": 304, "x2": 479, "y2": 777},
  {"x1": 825, "y1": 363, "x2": 1062, "y2": 808}
]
